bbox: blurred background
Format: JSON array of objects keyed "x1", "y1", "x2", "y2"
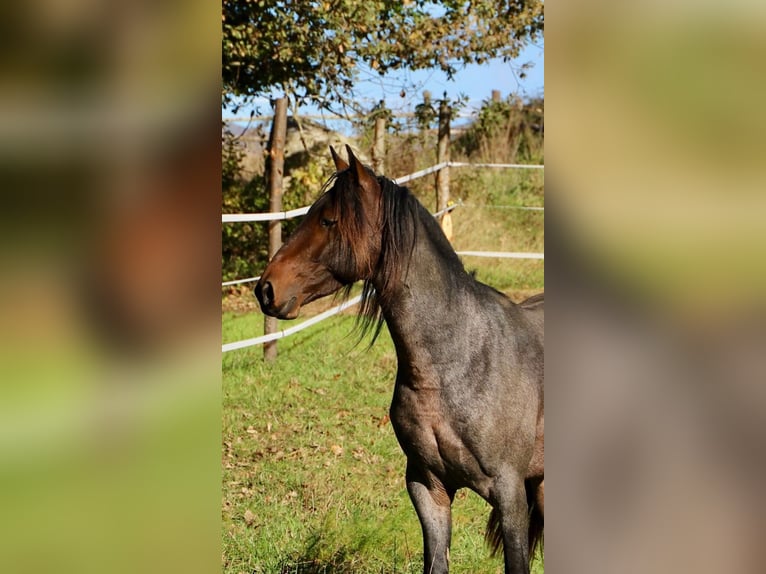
[
  {"x1": 2, "y1": 0, "x2": 765, "y2": 573},
  {"x1": 547, "y1": 2, "x2": 766, "y2": 573},
  {"x1": 0, "y1": 1, "x2": 220, "y2": 573}
]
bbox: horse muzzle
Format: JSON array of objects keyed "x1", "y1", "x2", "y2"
[{"x1": 254, "y1": 279, "x2": 300, "y2": 319}]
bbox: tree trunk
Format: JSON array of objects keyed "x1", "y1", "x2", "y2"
[{"x1": 264, "y1": 97, "x2": 287, "y2": 361}]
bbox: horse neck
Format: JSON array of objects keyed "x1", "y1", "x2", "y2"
[{"x1": 372, "y1": 209, "x2": 471, "y2": 378}]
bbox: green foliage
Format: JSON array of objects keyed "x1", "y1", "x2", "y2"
[
  {"x1": 415, "y1": 91, "x2": 469, "y2": 132},
  {"x1": 222, "y1": 1, "x2": 544, "y2": 107},
  {"x1": 222, "y1": 127, "x2": 268, "y2": 282},
  {"x1": 286, "y1": 157, "x2": 330, "y2": 205},
  {"x1": 457, "y1": 96, "x2": 544, "y2": 164},
  {"x1": 414, "y1": 91, "x2": 438, "y2": 131},
  {"x1": 368, "y1": 99, "x2": 394, "y2": 126},
  {"x1": 353, "y1": 101, "x2": 397, "y2": 159},
  {"x1": 222, "y1": 144, "x2": 335, "y2": 283}
]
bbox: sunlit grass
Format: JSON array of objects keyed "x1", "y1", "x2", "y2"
[{"x1": 223, "y1": 313, "x2": 543, "y2": 573}]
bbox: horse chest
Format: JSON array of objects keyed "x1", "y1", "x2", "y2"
[
  {"x1": 390, "y1": 381, "x2": 490, "y2": 488},
  {"x1": 389, "y1": 383, "x2": 443, "y2": 448}
]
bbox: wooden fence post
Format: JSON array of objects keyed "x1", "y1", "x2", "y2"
[
  {"x1": 436, "y1": 99, "x2": 451, "y2": 240},
  {"x1": 372, "y1": 116, "x2": 386, "y2": 174},
  {"x1": 263, "y1": 97, "x2": 287, "y2": 361}
]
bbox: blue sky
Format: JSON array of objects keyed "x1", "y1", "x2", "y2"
[
  {"x1": 369, "y1": 39, "x2": 544, "y2": 113},
  {"x1": 223, "y1": 39, "x2": 543, "y2": 123}
]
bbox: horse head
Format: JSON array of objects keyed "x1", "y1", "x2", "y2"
[{"x1": 255, "y1": 145, "x2": 383, "y2": 319}]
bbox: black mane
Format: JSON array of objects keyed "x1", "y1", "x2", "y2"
[{"x1": 330, "y1": 170, "x2": 465, "y2": 343}]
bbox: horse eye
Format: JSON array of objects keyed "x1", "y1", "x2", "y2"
[{"x1": 320, "y1": 218, "x2": 337, "y2": 228}]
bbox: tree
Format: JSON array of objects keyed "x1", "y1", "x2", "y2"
[
  {"x1": 222, "y1": 0, "x2": 543, "y2": 109},
  {"x1": 456, "y1": 95, "x2": 544, "y2": 163}
]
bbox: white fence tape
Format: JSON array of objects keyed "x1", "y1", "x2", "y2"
[
  {"x1": 221, "y1": 204, "x2": 462, "y2": 288},
  {"x1": 222, "y1": 248, "x2": 543, "y2": 351},
  {"x1": 392, "y1": 162, "x2": 450, "y2": 185},
  {"x1": 222, "y1": 276, "x2": 261, "y2": 287},
  {"x1": 456, "y1": 251, "x2": 544, "y2": 260},
  {"x1": 222, "y1": 206, "x2": 310, "y2": 223},
  {"x1": 448, "y1": 162, "x2": 544, "y2": 170},
  {"x1": 222, "y1": 161, "x2": 543, "y2": 223},
  {"x1": 462, "y1": 204, "x2": 543, "y2": 211},
  {"x1": 222, "y1": 295, "x2": 362, "y2": 352},
  {"x1": 432, "y1": 202, "x2": 461, "y2": 219}
]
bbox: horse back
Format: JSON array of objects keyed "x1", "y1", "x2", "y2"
[
  {"x1": 520, "y1": 292, "x2": 544, "y2": 309},
  {"x1": 519, "y1": 291, "x2": 544, "y2": 343}
]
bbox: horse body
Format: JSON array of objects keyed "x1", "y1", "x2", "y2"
[
  {"x1": 255, "y1": 146, "x2": 543, "y2": 574},
  {"x1": 379, "y1": 201, "x2": 543, "y2": 574}
]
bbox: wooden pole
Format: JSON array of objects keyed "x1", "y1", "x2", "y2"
[
  {"x1": 492, "y1": 89, "x2": 502, "y2": 103},
  {"x1": 372, "y1": 116, "x2": 386, "y2": 173},
  {"x1": 263, "y1": 97, "x2": 287, "y2": 361},
  {"x1": 436, "y1": 100, "x2": 452, "y2": 241}
]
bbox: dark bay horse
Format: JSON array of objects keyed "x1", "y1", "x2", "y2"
[{"x1": 255, "y1": 146, "x2": 544, "y2": 573}]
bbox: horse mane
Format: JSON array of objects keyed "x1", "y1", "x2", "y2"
[
  {"x1": 327, "y1": 169, "x2": 464, "y2": 345},
  {"x1": 359, "y1": 176, "x2": 419, "y2": 343}
]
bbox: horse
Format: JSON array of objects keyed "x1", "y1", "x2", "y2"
[{"x1": 254, "y1": 145, "x2": 544, "y2": 574}]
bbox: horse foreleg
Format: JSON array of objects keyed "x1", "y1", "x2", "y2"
[
  {"x1": 406, "y1": 462, "x2": 454, "y2": 574},
  {"x1": 493, "y1": 474, "x2": 530, "y2": 574}
]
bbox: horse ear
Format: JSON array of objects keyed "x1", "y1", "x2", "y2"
[
  {"x1": 329, "y1": 146, "x2": 348, "y2": 171},
  {"x1": 345, "y1": 145, "x2": 375, "y2": 190},
  {"x1": 345, "y1": 145, "x2": 381, "y2": 224}
]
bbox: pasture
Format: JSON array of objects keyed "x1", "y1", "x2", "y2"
[{"x1": 222, "y1": 167, "x2": 543, "y2": 573}]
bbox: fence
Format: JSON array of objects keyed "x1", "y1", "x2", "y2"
[{"x1": 222, "y1": 161, "x2": 543, "y2": 354}]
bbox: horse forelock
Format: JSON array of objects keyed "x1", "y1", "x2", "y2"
[{"x1": 326, "y1": 170, "x2": 375, "y2": 277}]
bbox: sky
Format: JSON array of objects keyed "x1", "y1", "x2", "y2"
[
  {"x1": 222, "y1": 38, "x2": 544, "y2": 125},
  {"x1": 366, "y1": 39, "x2": 544, "y2": 114}
]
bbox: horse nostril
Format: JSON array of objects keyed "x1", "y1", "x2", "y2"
[{"x1": 259, "y1": 281, "x2": 274, "y2": 307}]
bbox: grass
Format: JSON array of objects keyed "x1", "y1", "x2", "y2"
[
  {"x1": 445, "y1": 166, "x2": 544, "y2": 296},
  {"x1": 223, "y1": 314, "x2": 543, "y2": 573},
  {"x1": 222, "y1": 167, "x2": 544, "y2": 573}
]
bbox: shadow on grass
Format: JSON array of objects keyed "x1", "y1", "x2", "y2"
[
  {"x1": 276, "y1": 529, "x2": 418, "y2": 574},
  {"x1": 276, "y1": 551, "x2": 355, "y2": 574},
  {"x1": 270, "y1": 519, "x2": 542, "y2": 574}
]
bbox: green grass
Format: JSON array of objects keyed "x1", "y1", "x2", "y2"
[
  {"x1": 449, "y1": 167, "x2": 544, "y2": 296},
  {"x1": 223, "y1": 313, "x2": 543, "y2": 573},
  {"x1": 222, "y1": 166, "x2": 544, "y2": 573}
]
